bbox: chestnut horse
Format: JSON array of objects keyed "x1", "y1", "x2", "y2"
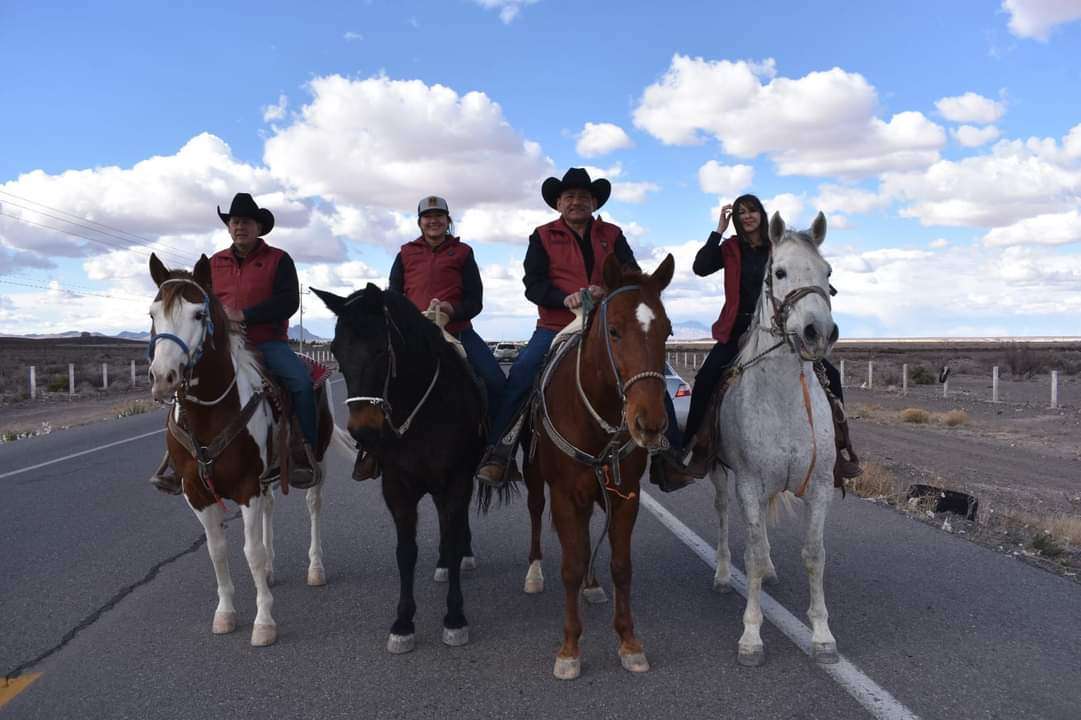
[
  {"x1": 500, "y1": 254, "x2": 675, "y2": 680},
  {"x1": 313, "y1": 284, "x2": 483, "y2": 653},
  {"x1": 147, "y1": 254, "x2": 332, "y2": 647}
]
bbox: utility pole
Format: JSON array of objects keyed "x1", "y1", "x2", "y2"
[{"x1": 298, "y1": 283, "x2": 304, "y2": 354}]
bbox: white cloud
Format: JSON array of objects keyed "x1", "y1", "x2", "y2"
[
  {"x1": 611, "y1": 181, "x2": 660, "y2": 204},
  {"x1": 343, "y1": 31, "x2": 363, "y2": 41},
  {"x1": 575, "y1": 122, "x2": 633, "y2": 158},
  {"x1": 951, "y1": 125, "x2": 1001, "y2": 147},
  {"x1": 697, "y1": 161, "x2": 754, "y2": 196},
  {"x1": 929, "y1": 238, "x2": 950, "y2": 249},
  {"x1": 456, "y1": 206, "x2": 554, "y2": 245},
  {"x1": 264, "y1": 75, "x2": 552, "y2": 212},
  {"x1": 982, "y1": 210, "x2": 1081, "y2": 246},
  {"x1": 935, "y1": 92, "x2": 1006, "y2": 124},
  {"x1": 633, "y1": 55, "x2": 945, "y2": 178},
  {"x1": 882, "y1": 129, "x2": 1081, "y2": 228},
  {"x1": 471, "y1": 0, "x2": 539, "y2": 23},
  {"x1": 262, "y1": 94, "x2": 288, "y2": 122},
  {"x1": 1002, "y1": 0, "x2": 1081, "y2": 40},
  {"x1": 812, "y1": 184, "x2": 889, "y2": 215}
]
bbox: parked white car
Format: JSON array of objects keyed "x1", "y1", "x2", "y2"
[{"x1": 494, "y1": 342, "x2": 519, "y2": 361}]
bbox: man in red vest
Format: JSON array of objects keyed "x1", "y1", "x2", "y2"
[
  {"x1": 150, "y1": 193, "x2": 321, "y2": 492},
  {"x1": 473, "y1": 168, "x2": 695, "y2": 491}
]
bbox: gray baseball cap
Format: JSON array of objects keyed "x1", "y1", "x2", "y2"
[{"x1": 417, "y1": 195, "x2": 450, "y2": 216}]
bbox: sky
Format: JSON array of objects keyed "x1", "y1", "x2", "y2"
[{"x1": 1, "y1": 0, "x2": 1080, "y2": 340}]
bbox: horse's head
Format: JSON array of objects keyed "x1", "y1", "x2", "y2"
[
  {"x1": 765, "y1": 212, "x2": 838, "y2": 361},
  {"x1": 147, "y1": 253, "x2": 219, "y2": 401},
  {"x1": 592, "y1": 253, "x2": 675, "y2": 451},
  {"x1": 313, "y1": 283, "x2": 393, "y2": 448}
]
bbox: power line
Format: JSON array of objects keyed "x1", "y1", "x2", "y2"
[{"x1": 0, "y1": 277, "x2": 148, "y2": 302}]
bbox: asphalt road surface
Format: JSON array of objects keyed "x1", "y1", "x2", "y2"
[{"x1": 2, "y1": 376, "x2": 1079, "y2": 719}]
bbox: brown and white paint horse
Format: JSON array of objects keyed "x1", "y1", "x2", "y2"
[
  {"x1": 147, "y1": 253, "x2": 332, "y2": 647},
  {"x1": 505, "y1": 254, "x2": 675, "y2": 680}
]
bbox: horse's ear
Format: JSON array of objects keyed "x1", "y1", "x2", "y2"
[
  {"x1": 149, "y1": 253, "x2": 169, "y2": 287},
  {"x1": 810, "y1": 211, "x2": 827, "y2": 247},
  {"x1": 602, "y1": 253, "x2": 623, "y2": 291},
  {"x1": 651, "y1": 254, "x2": 675, "y2": 293},
  {"x1": 361, "y1": 283, "x2": 384, "y2": 312},
  {"x1": 768, "y1": 212, "x2": 786, "y2": 245},
  {"x1": 311, "y1": 287, "x2": 347, "y2": 316},
  {"x1": 193, "y1": 254, "x2": 212, "y2": 291}
]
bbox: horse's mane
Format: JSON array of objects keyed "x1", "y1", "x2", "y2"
[{"x1": 339, "y1": 286, "x2": 459, "y2": 366}]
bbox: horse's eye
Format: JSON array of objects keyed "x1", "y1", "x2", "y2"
[
  {"x1": 608, "y1": 326, "x2": 621, "y2": 340},
  {"x1": 775, "y1": 269, "x2": 787, "y2": 280},
  {"x1": 194, "y1": 311, "x2": 206, "y2": 321}
]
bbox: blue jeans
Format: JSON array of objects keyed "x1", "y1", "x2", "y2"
[
  {"x1": 486, "y1": 326, "x2": 681, "y2": 450},
  {"x1": 454, "y1": 327, "x2": 506, "y2": 429},
  {"x1": 258, "y1": 340, "x2": 317, "y2": 447}
]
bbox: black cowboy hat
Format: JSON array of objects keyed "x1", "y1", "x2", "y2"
[
  {"x1": 541, "y1": 168, "x2": 611, "y2": 211},
  {"x1": 217, "y1": 193, "x2": 275, "y2": 235}
]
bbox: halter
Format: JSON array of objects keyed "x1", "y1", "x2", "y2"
[
  {"x1": 147, "y1": 278, "x2": 216, "y2": 391},
  {"x1": 343, "y1": 304, "x2": 441, "y2": 438}
]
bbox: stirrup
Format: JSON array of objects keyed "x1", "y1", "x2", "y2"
[
  {"x1": 149, "y1": 452, "x2": 182, "y2": 495},
  {"x1": 290, "y1": 442, "x2": 323, "y2": 490}
]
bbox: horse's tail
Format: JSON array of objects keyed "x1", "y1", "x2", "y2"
[
  {"x1": 767, "y1": 490, "x2": 802, "y2": 525},
  {"x1": 476, "y1": 477, "x2": 519, "y2": 513}
]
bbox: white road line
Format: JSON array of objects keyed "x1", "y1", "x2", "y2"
[
  {"x1": 0, "y1": 429, "x2": 166, "y2": 480},
  {"x1": 639, "y1": 491, "x2": 919, "y2": 720}
]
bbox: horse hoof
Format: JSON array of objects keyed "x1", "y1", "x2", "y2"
[
  {"x1": 813, "y1": 642, "x2": 839, "y2": 664},
  {"x1": 582, "y1": 586, "x2": 608, "y2": 604},
  {"x1": 212, "y1": 611, "x2": 237, "y2": 635},
  {"x1": 553, "y1": 656, "x2": 581, "y2": 680},
  {"x1": 251, "y1": 623, "x2": 277, "y2": 647},
  {"x1": 764, "y1": 571, "x2": 779, "y2": 586},
  {"x1": 712, "y1": 577, "x2": 732, "y2": 593},
  {"x1": 460, "y1": 555, "x2": 477, "y2": 572},
  {"x1": 387, "y1": 633, "x2": 416, "y2": 654},
  {"x1": 433, "y1": 567, "x2": 449, "y2": 583},
  {"x1": 307, "y1": 566, "x2": 327, "y2": 587},
  {"x1": 620, "y1": 652, "x2": 650, "y2": 673},
  {"x1": 442, "y1": 626, "x2": 470, "y2": 647},
  {"x1": 738, "y1": 647, "x2": 765, "y2": 667},
  {"x1": 524, "y1": 577, "x2": 544, "y2": 594}
]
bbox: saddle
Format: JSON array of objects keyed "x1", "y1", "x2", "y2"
[{"x1": 258, "y1": 354, "x2": 332, "y2": 493}]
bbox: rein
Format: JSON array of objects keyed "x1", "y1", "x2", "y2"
[{"x1": 343, "y1": 305, "x2": 441, "y2": 438}]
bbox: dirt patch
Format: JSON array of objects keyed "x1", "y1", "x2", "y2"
[{"x1": 0, "y1": 388, "x2": 158, "y2": 441}]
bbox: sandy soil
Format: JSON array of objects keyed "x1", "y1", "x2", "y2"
[{"x1": 0, "y1": 387, "x2": 156, "y2": 439}]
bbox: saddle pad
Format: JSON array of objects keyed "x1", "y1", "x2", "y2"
[
  {"x1": 550, "y1": 307, "x2": 585, "y2": 350},
  {"x1": 298, "y1": 353, "x2": 332, "y2": 389}
]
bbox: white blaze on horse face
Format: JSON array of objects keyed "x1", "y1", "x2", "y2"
[
  {"x1": 148, "y1": 296, "x2": 206, "y2": 398},
  {"x1": 635, "y1": 302, "x2": 655, "y2": 334}
]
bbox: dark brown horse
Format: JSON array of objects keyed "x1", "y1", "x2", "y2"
[
  {"x1": 508, "y1": 254, "x2": 675, "y2": 680},
  {"x1": 147, "y1": 254, "x2": 333, "y2": 647},
  {"x1": 313, "y1": 284, "x2": 483, "y2": 653}
]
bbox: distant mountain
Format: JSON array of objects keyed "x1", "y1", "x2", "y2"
[
  {"x1": 288, "y1": 325, "x2": 328, "y2": 342},
  {"x1": 671, "y1": 320, "x2": 712, "y2": 340},
  {"x1": 115, "y1": 330, "x2": 151, "y2": 341}
]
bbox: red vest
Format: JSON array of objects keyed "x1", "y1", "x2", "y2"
[
  {"x1": 535, "y1": 217, "x2": 621, "y2": 331},
  {"x1": 210, "y1": 239, "x2": 289, "y2": 345},
  {"x1": 711, "y1": 236, "x2": 745, "y2": 343},
  {"x1": 398, "y1": 235, "x2": 474, "y2": 333}
]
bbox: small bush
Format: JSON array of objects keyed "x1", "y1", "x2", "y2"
[
  {"x1": 1003, "y1": 343, "x2": 1047, "y2": 378},
  {"x1": 113, "y1": 400, "x2": 152, "y2": 418},
  {"x1": 940, "y1": 409, "x2": 969, "y2": 427},
  {"x1": 909, "y1": 366, "x2": 937, "y2": 385},
  {"x1": 900, "y1": 408, "x2": 931, "y2": 424},
  {"x1": 878, "y1": 368, "x2": 900, "y2": 387},
  {"x1": 1031, "y1": 533, "x2": 1064, "y2": 557},
  {"x1": 849, "y1": 461, "x2": 901, "y2": 501},
  {"x1": 47, "y1": 375, "x2": 69, "y2": 393}
]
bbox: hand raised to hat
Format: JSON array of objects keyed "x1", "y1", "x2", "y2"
[{"x1": 716, "y1": 204, "x2": 733, "y2": 234}]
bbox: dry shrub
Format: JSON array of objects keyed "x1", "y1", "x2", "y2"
[
  {"x1": 900, "y1": 407, "x2": 931, "y2": 424},
  {"x1": 849, "y1": 461, "x2": 902, "y2": 501},
  {"x1": 939, "y1": 409, "x2": 969, "y2": 427},
  {"x1": 113, "y1": 400, "x2": 152, "y2": 418},
  {"x1": 1003, "y1": 343, "x2": 1047, "y2": 378},
  {"x1": 909, "y1": 365, "x2": 937, "y2": 385}
]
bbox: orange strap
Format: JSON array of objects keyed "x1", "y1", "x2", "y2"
[
  {"x1": 602, "y1": 465, "x2": 637, "y2": 501},
  {"x1": 794, "y1": 367, "x2": 817, "y2": 498}
]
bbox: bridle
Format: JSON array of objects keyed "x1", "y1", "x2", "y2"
[
  {"x1": 539, "y1": 284, "x2": 667, "y2": 491},
  {"x1": 343, "y1": 303, "x2": 441, "y2": 438},
  {"x1": 147, "y1": 278, "x2": 230, "y2": 402}
]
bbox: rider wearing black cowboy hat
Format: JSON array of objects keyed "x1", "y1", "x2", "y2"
[
  {"x1": 150, "y1": 193, "x2": 323, "y2": 493},
  {"x1": 473, "y1": 168, "x2": 696, "y2": 492}
]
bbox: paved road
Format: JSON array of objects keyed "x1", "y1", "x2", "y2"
[{"x1": 2, "y1": 378, "x2": 1080, "y2": 719}]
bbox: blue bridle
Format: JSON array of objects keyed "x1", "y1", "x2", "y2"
[{"x1": 147, "y1": 279, "x2": 215, "y2": 382}]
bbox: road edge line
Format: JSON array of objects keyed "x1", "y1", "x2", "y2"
[{"x1": 0, "y1": 428, "x2": 166, "y2": 480}]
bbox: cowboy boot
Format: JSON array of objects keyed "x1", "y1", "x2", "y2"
[
  {"x1": 648, "y1": 449, "x2": 697, "y2": 492},
  {"x1": 352, "y1": 450, "x2": 381, "y2": 481},
  {"x1": 830, "y1": 397, "x2": 862, "y2": 487},
  {"x1": 148, "y1": 451, "x2": 182, "y2": 495}
]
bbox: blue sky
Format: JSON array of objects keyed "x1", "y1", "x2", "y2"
[{"x1": 2, "y1": 0, "x2": 1080, "y2": 339}]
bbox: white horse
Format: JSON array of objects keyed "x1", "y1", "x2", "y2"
[
  {"x1": 709, "y1": 212, "x2": 840, "y2": 666},
  {"x1": 148, "y1": 255, "x2": 328, "y2": 647}
]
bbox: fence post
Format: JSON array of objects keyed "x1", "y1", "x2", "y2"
[
  {"x1": 902, "y1": 363, "x2": 908, "y2": 395},
  {"x1": 868, "y1": 361, "x2": 874, "y2": 390},
  {"x1": 29, "y1": 365, "x2": 36, "y2": 400},
  {"x1": 102, "y1": 362, "x2": 108, "y2": 390},
  {"x1": 69, "y1": 363, "x2": 75, "y2": 397},
  {"x1": 130, "y1": 360, "x2": 136, "y2": 387},
  {"x1": 992, "y1": 366, "x2": 999, "y2": 403},
  {"x1": 1051, "y1": 370, "x2": 1059, "y2": 409},
  {"x1": 943, "y1": 378, "x2": 949, "y2": 398},
  {"x1": 839, "y1": 359, "x2": 846, "y2": 388}
]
